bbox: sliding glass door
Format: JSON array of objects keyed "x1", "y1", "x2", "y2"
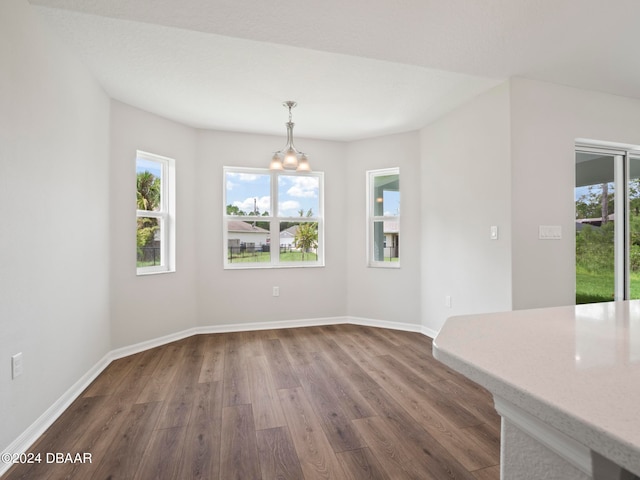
[
  {"x1": 575, "y1": 146, "x2": 640, "y2": 304},
  {"x1": 628, "y1": 155, "x2": 640, "y2": 299}
]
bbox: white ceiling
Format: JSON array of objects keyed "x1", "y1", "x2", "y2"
[{"x1": 29, "y1": 0, "x2": 640, "y2": 141}]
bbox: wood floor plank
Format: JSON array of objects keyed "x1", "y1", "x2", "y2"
[
  {"x1": 198, "y1": 334, "x2": 225, "y2": 384},
  {"x1": 336, "y1": 447, "x2": 392, "y2": 480},
  {"x1": 247, "y1": 355, "x2": 287, "y2": 430},
  {"x1": 241, "y1": 330, "x2": 267, "y2": 357},
  {"x1": 352, "y1": 416, "x2": 428, "y2": 480},
  {"x1": 402, "y1": 340, "x2": 463, "y2": 383},
  {"x1": 278, "y1": 387, "x2": 348, "y2": 480},
  {"x1": 81, "y1": 354, "x2": 137, "y2": 398},
  {"x1": 460, "y1": 422, "x2": 501, "y2": 463},
  {"x1": 262, "y1": 338, "x2": 300, "y2": 389},
  {"x1": 293, "y1": 361, "x2": 366, "y2": 452},
  {"x1": 155, "y1": 382, "x2": 195, "y2": 430},
  {"x1": 220, "y1": 404, "x2": 262, "y2": 480},
  {"x1": 384, "y1": 338, "x2": 459, "y2": 384},
  {"x1": 181, "y1": 334, "x2": 205, "y2": 358},
  {"x1": 279, "y1": 327, "x2": 316, "y2": 365},
  {"x1": 472, "y1": 465, "x2": 501, "y2": 480},
  {"x1": 110, "y1": 349, "x2": 158, "y2": 404},
  {"x1": 40, "y1": 395, "x2": 134, "y2": 480},
  {"x1": 309, "y1": 351, "x2": 375, "y2": 420},
  {"x1": 430, "y1": 378, "x2": 500, "y2": 426},
  {"x1": 299, "y1": 326, "x2": 337, "y2": 353},
  {"x1": 341, "y1": 327, "x2": 396, "y2": 358},
  {"x1": 222, "y1": 333, "x2": 251, "y2": 406},
  {"x1": 362, "y1": 387, "x2": 488, "y2": 478},
  {"x1": 134, "y1": 426, "x2": 187, "y2": 480},
  {"x1": 316, "y1": 337, "x2": 379, "y2": 391},
  {"x1": 180, "y1": 353, "x2": 205, "y2": 386},
  {"x1": 373, "y1": 354, "x2": 483, "y2": 429},
  {"x1": 256, "y1": 427, "x2": 305, "y2": 480},
  {"x1": 135, "y1": 343, "x2": 184, "y2": 403},
  {"x1": 355, "y1": 325, "x2": 405, "y2": 350},
  {"x1": 383, "y1": 328, "x2": 433, "y2": 352},
  {"x1": 91, "y1": 401, "x2": 162, "y2": 480},
  {"x1": 363, "y1": 364, "x2": 498, "y2": 471},
  {"x1": 176, "y1": 381, "x2": 223, "y2": 480}
]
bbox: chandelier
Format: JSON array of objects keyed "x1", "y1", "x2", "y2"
[{"x1": 269, "y1": 101, "x2": 311, "y2": 172}]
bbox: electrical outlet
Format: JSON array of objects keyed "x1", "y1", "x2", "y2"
[
  {"x1": 12, "y1": 353, "x2": 23, "y2": 379},
  {"x1": 272, "y1": 286, "x2": 280, "y2": 297},
  {"x1": 445, "y1": 295, "x2": 452, "y2": 308}
]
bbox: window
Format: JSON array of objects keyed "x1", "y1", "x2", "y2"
[
  {"x1": 224, "y1": 167, "x2": 324, "y2": 268},
  {"x1": 367, "y1": 168, "x2": 400, "y2": 267},
  {"x1": 575, "y1": 144, "x2": 640, "y2": 303},
  {"x1": 136, "y1": 151, "x2": 175, "y2": 275}
]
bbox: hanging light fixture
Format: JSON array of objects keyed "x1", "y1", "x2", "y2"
[{"x1": 269, "y1": 101, "x2": 311, "y2": 172}]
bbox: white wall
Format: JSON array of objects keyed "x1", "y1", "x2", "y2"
[
  {"x1": 0, "y1": 0, "x2": 111, "y2": 452},
  {"x1": 510, "y1": 77, "x2": 640, "y2": 309},
  {"x1": 420, "y1": 82, "x2": 513, "y2": 334},
  {"x1": 195, "y1": 130, "x2": 349, "y2": 326},
  {"x1": 110, "y1": 101, "x2": 198, "y2": 348},
  {"x1": 345, "y1": 132, "x2": 422, "y2": 327}
]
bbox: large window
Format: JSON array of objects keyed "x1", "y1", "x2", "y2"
[
  {"x1": 367, "y1": 168, "x2": 400, "y2": 267},
  {"x1": 575, "y1": 144, "x2": 640, "y2": 303},
  {"x1": 136, "y1": 151, "x2": 175, "y2": 275},
  {"x1": 223, "y1": 167, "x2": 324, "y2": 269}
]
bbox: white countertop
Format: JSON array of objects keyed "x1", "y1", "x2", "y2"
[{"x1": 433, "y1": 301, "x2": 640, "y2": 477}]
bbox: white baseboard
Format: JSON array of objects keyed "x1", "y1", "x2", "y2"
[
  {"x1": 197, "y1": 315, "x2": 350, "y2": 335},
  {"x1": 0, "y1": 315, "x2": 431, "y2": 476},
  {"x1": 348, "y1": 316, "x2": 424, "y2": 334}
]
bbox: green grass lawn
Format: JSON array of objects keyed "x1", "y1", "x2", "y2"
[
  {"x1": 228, "y1": 251, "x2": 318, "y2": 263},
  {"x1": 576, "y1": 266, "x2": 640, "y2": 303}
]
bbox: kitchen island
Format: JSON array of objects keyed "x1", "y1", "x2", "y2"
[{"x1": 433, "y1": 301, "x2": 640, "y2": 479}]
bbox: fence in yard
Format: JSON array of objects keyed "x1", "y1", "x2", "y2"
[
  {"x1": 138, "y1": 246, "x2": 161, "y2": 266},
  {"x1": 227, "y1": 242, "x2": 309, "y2": 262}
]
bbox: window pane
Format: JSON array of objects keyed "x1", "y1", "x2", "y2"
[
  {"x1": 373, "y1": 174, "x2": 400, "y2": 216},
  {"x1": 227, "y1": 220, "x2": 271, "y2": 263},
  {"x1": 372, "y1": 220, "x2": 400, "y2": 262},
  {"x1": 225, "y1": 172, "x2": 271, "y2": 216},
  {"x1": 278, "y1": 175, "x2": 319, "y2": 217},
  {"x1": 630, "y1": 156, "x2": 640, "y2": 300},
  {"x1": 136, "y1": 158, "x2": 162, "y2": 211},
  {"x1": 137, "y1": 217, "x2": 162, "y2": 267},
  {"x1": 279, "y1": 221, "x2": 318, "y2": 262},
  {"x1": 575, "y1": 151, "x2": 615, "y2": 304}
]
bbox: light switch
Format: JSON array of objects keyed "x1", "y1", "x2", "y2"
[
  {"x1": 490, "y1": 226, "x2": 498, "y2": 240},
  {"x1": 12, "y1": 353, "x2": 23, "y2": 379}
]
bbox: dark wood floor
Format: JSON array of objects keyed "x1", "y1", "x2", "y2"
[{"x1": 3, "y1": 324, "x2": 500, "y2": 480}]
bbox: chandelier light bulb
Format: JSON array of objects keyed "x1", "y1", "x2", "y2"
[
  {"x1": 296, "y1": 154, "x2": 311, "y2": 172},
  {"x1": 269, "y1": 153, "x2": 284, "y2": 170}
]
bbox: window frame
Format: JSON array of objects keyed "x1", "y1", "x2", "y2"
[
  {"x1": 223, "y1": 166, "x2": 324, "y2": 269},
  {"x1": 367, "y1": 167, "x2": 400, "y2": 268},
  {"x1": 136, "y1": 150, "x2": 176, "y2": 275}
]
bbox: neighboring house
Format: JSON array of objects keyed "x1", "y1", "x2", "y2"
[
  {"x1": 575, "y1": 213, "x2": 614, "y2": 230},
  {"x1": 280, "y1": 225, "x2": 298, "y2": 248},
  {"x1": 227, "y1": 220, "x2": 270, "y2": 249}
]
